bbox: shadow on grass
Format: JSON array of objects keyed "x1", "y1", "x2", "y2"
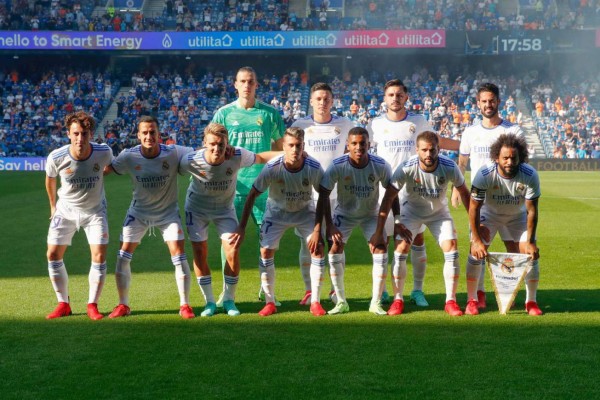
[{"x1": 93, "y1": 289, "x2": 600, "y2": 318}]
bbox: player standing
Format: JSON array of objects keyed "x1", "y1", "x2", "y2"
[
  {"x1": 231, "y1": 127, "x2": 326, "y2": 316},
  {"x1": 317, "y1": 127, "x2": 392, "y2": 315},
  {"x1": 370, "y1": 131, "x2": 471, "y2": 316},
  {"x1": 212, "y1": 66, "x2": 285, "y2": 306},
  {"x1": 179, "y1": 123, "x2": 279, "y2": 317},
  {"x1": 368, "y1": 79, "x2": 460, "y2": 307},
  {"x1": 467, "y1": 134, "x2": 542, "y2": 316},
  {"x1": 45, "y1": 111, "x2": 113, "y2": 320},
  {"x1": 452, "y1": 82, "x2": 525, "y2": 310},
  {"x1": 106, "y1": 116, "x2": 195, "y2": 319},
  {"x1": 291, "y1": 82, "x2": 355, "y2": 305}
]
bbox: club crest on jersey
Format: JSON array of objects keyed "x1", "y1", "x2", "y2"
[
  {"x1": 65, "y1": 167, "x2": 74, "y2": 174},
  {"x1": 226, "y1": 167, "x2": 233, "y2": 176},
  {"x1": 334, "y1": 127, "x2": 341, "y2": 135},
  {"x1": 134, "y1": 164, "x2": 142, "y2": 171},
  {"x1": 414, "y1": 178, "x2": 421, "y2": 184},
  {"x1": 256, "y1": 117, "x2": 263, "y2": 126},
  {"x1": 162, "y1": 161, "x2": 169, "y2": 170},
  {"x1": 302, "y1": 178, "x2": 309, "y2": 186},
  {"x1": 368, "y1": 174, "x2": 375, "y2": 183},
  {"x1": 93, "y1": 163, "x2": 100, "y2": 172},
  {"x1": 501, "y1": 257, "x2": 515, "y2": 274},
  {"x1": 409, "y1": 125, "x2": 416, "y2": 134},
  {"x1": 517, "y1": 184, "x2": 525, "y2": 192},
  {"x1": 437, "y1": 176, "x2": 446, "y2": 185}
]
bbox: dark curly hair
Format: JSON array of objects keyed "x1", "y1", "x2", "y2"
[{"x1": 490, "y1": 134, "x2": 528, "y2": 164}]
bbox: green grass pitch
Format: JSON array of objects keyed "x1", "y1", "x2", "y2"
[{"x1": 1, "y1": 171, "x2": 599, "y2": 399}]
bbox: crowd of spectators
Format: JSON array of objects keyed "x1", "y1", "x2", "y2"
[
  {"x1": 2, "y1": 0, "x2": 599, "y2": 32},
  {"x1": 530, "y1": 77, "x2": 600, "y2": 159},
  {"x1": 3, "y1": 63, "x2": 600, "y2": 159},
  {"x1": 0, "y1": 67, "x2": 118, "y2": 157},
  {"x1": 99, "y1": 68, "x2": 310, "y2": 154}
]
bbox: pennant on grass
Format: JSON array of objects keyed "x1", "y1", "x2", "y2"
[{"x1": 486, "y1": 253, "x2": 532, "y2": 315}]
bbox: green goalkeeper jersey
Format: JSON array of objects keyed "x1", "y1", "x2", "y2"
[{"x1": 212, "y1": 99, "x2": 285, "y2": 195}]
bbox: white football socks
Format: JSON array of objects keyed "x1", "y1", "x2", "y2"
[
  {"x1": 172, "y1": 254, "x2": 191, "y2": 306},
  {"x1": 197, "y1": 275, "x2": 215, "y2": 304},
  {"x1": 115, "y1": 250, "x2": 132, "y2": 305},
  {"x1": 48, "y1": 260, "x2": 69, "y2": 303},
  {"x1": 466, "y1": 255, "x2": 482, "y2": 301},
  {"x1": 310, "y1": 257, "x2": 325, "y2": 303},
  {"x1": 525, "y1": 260, "x2": 540, "y2": 303},
  {"x1": 371, "y1": 253, "x2": 388, "y2": 303},
  {"x1": 328, "y1": 253, "x2": 346, "y2": 303},
  {"x1": 88, "y1": 262, "x2": 106, "y2": 304},
  {"x1": 392, "y1": 252, "x2": 408, "y2": 300},
  {"x1": 443, "y1": 251, "x2": 460, "y2": 302},
  {"x1": 299, "y1": 240, "x2": 312, "y2": 291},
  {"x1": 411, "y1": 244, "x2": 427, "y2": 292},
  {"x1": 259, "y1": 258, "x2": 275, "y2": 304}
]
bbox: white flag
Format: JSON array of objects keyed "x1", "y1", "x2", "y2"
[{"x1": 487, "y1": 253, "x2": 532, "y2": 315}]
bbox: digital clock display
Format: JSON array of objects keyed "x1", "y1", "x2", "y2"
[{"x1": 499, "y1": 38, "x2": 545, "y2": 53}]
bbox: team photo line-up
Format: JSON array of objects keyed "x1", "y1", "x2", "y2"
[{"x1": 45, "y1": 67, "x2": 542, "y2": 320}]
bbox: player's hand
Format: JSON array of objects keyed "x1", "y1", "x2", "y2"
[
  {"x1": 229, "y1": 227, "x2": 245, "y2": 249},
  {"x1": 49, "y1": 206, "x2": 56, "y2": 220},
  {"x1": 328, "y1": 226, "x2": 343, "y2": 246},
  {"x1": 224, "y1": 145, "x2": 235, "y2": 160},
  {"x1": 479, "y1": 224, "x2": 491, "y2": 243},
  {"x1": 451, "y1": 187, "x2": 462, "y2": 208},
  {"x1": 470, "y1": 239, "x2": 487, "y2": 260},
  {"x1": 368, "y1": 232, "x2": 386, "y2": 252},
  {"x1": 394, "y1": 223, "x2": 412, "y2": 243},
  {"x1": 526, "y1": 243, "x2": 540, "y2": 261},
  {"x1": 308, "y1": 230, "x2": 323, "y2": 254}
]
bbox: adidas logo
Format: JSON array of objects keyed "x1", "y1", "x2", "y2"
[{"x1": 231, "y1": 121, "x2": 240, "y2": 126}]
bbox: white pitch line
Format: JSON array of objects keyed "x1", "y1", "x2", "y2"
[{"x1": 544, "y1": 196, "x2": 600, "y2": 200}]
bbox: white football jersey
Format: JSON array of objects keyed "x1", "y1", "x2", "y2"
[
  {"x1": 253, "y1": 155, "x2": 324, "y2": 218},
  {"x1": 460, "y1": 119, "x2": 523, "y2": 178},
  {"x1": 292, "y1": 115, "x2": 354, "y2": 168},
  {"x1": 471, "y1": 162, "x2": 541, "y2": 218},
  {"x1": 46, "y1": 143, "x2": 113, "y2": 213},
  {"x1": 321, "y1": 154, "x2": 392, "y2": 218},
  {"x1": 368, "y1": 112, "x2": 431, "y2": 171},
  {"x1": 112, "y1": 144, "x2": 193, "y2": 222},
  {"x1": 179, "y1": 147, "x2": 256, "y2": 213},
  {"x1": 391, "y1": 154, "x2": 465, "y2": 219},
  {"x1": 292, "y1": 115, "x2": 354, "y2": 201}
]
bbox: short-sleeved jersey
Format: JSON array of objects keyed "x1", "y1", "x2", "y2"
[
  {"x1": 179, "y1": 146, "x2": 256, "y2": 213},
  {"x1": 368, "y1": 112, "x2": 431, "y2": 171},
  {"x1": 292, "y1": 115, "x2": 354, "y2": 169},
  {"x1": 390, "y1": 154, "x2": 465, "y2": 219},
  {"x1": 292, "y1": 114, "x2": 354, "y2": 201},
  {"x1": 46, "y1": 143, "x2": 113, "y2": 213},
  {"x1": 459, "y1": 120, "x2": 523, "y2": 178},
  {"x1": 212, "y1": 100, "x2": 284, "y2": 195},
  {"x1": 471, "y1": 162, "x2": 541, "y2": 218},
  {"x1": 321, "y1": 154, "x2": 392, "y2": 218},
  {"x1": 253, "y1": 155, "x2": 324, "y2": 218},
  {"x1": 111, "y1": 144, "x2": 193, "y2": 222}
]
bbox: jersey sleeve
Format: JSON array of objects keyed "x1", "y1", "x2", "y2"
[
  {"x1": 238, "y1": 147, "x2": 256, "y2": 168},
  {"x1": 252, "y1": 164, "x2": 271, "y2": 193},
  {"x1": 380, "y1": 161, "x2": 392, "y2": 188},
  {"x1": 178, "y1": 152, "x2": 192, "y2": 175},
  {"x1": 176, "y1": 145, "x2": 194, "y2": 162},
  {"x1": 389, "y1": 165, "x2": 406, "y2": 191},
  {"x1": 320, "y1": 164, "x2": 338, "y2": 192},
  {"x1": 111, "y1": 150, "x2": 129, "y2": 175},
  {"x1": 470, "y1": 168, "x2": 488, "y2": 201},
  {"x1": 271, "y1": 111, "x2": 285, "y2": 142},
  {"x1": 525, "y1": 169, "x2": 541, "y2": 200},
  {"x1": 45, "y1": 154, "x2": 57, "y2": 177},
  {"x1": 450, "y1": 163, "x2": 465, "y2": 187}
]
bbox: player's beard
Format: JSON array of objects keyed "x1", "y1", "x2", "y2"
[{"x1": 481, "y1": 107, "x2": 498, "y2": 119}]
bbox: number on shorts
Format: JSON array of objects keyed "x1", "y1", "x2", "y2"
[
  {"x1": 263, "y1": 220, "x2": 273, "y2": 234},
  {"x1": 51, "y1": 215, "x2": 62, "y2": 229},
  {"x1": 334, "y1": 214, "x2": 343, "y2": 227},
  {"x1": 185, "y1": 211, "x2": 193, "y2": 226},
  {"x1": 123, "y1": 214, "x2": 135, "y2": 227}
]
